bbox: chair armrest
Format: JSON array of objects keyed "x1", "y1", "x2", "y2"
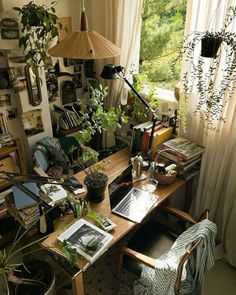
[
  {"x1": 119, "y1": 246, "x2": 156, "y2": 269},
  {"x1": 160, "y1": 204, "x2": 197, "y2": 225}
]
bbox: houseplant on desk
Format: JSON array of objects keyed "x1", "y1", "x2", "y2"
[{"x1": 70, "y1": 85, "x2": 128, "y2": 202}]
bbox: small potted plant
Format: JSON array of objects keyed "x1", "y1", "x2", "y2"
[
  {"x1": 69, "y1": 85, "x2": 128, "y2": 203},
  {"x1": 13, "y1": 1, "x2": 61, "y2": 72}
]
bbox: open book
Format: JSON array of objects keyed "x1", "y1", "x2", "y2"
[{"x1": 57, "y1": 219, "x2": 113, "y2": 264}]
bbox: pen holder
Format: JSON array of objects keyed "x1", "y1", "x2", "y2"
[{"x1": 153, "y1": 149, "x2": 179, "y2": 185}]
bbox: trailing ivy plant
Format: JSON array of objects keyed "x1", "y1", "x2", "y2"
[
  {"x1": 172, "y1": 5, "x2": 236, "y2": 130},
  {"x1": 13, "y1": 1, "x2": 62, "y2": 72}
]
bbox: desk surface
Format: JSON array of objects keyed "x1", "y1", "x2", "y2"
[{"x1": 41, "y1": 147, "x2": 185, "y2": 273}]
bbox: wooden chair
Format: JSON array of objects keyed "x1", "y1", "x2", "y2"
[{"x1": 117, "y1": 204, "x2": 213, "y2": 295}]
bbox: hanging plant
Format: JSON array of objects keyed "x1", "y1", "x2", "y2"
[
  {"x1": 13, "y1": 1, "x2": 62, "y2": 72},
  {"x1": 173, "y1": 5, "x2": 236, "y2": 130}
]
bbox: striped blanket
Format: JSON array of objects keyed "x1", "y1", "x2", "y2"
[{"x1": 133, "y1": 219, "x2": 217, "y2": 295}]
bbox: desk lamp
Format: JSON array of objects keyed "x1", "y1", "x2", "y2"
[{"x1": 100, "y1": 64, "x2": 159, "y2": 157}]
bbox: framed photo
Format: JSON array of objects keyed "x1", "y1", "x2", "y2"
[
  {"x1": 57, "y1": 219, "x2": 113, "y2": 264},
  {"x1": 0, "y1": 18, "x2": 19, "y2": 39},
  {"x1": 22, "y1": 109, "x2": 44, "y2": 137},
  {"x1": 0, "y1": 94, "x2": 11, "y2": 106}
]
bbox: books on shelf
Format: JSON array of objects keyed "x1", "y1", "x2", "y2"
[
  {"x1": 57, "y1": 218, "x2": 113, "y2": 264},
  {"x1": 162, "y1": 137, "x2": 205, "y2": 161},
  {"x1": 53, "y1": 104, "x2": 79, "y2": 130},
  {"x1": 150, "y1": 126, "x2": 173, "y2": 155}
]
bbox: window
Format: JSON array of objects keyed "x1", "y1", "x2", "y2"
[{"x1": 139, "y1": 0, "x2": 186, "y2": 91}]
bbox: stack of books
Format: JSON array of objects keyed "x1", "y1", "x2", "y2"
[
  {"x1": 130, "y1": 121, "x2": 173, "y2": 154},
  {"x1": 5, "y1": 193, "x2": 40, "y2": 228},
  {"x1": 160, "y1": 137, "x2": 205, "y2": 180}
]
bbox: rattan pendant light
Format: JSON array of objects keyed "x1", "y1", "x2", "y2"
[{"x1": 48, "y1": 1, "x2": 121, "y2": 59}]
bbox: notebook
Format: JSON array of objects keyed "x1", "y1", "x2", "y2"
[
  {"x1": 108, "y1": 165, "x2": 156, "y2": 223},
  {"x1": 12, "y1": 182, "x2": 39, "y2": 209}
]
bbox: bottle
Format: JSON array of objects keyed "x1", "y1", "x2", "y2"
[
  {"x1": 133, "y1": 153, "x2": 143, "y2": 178},
  {"x1": 145, "y1": 162, "x2": 158, "y2": 193}
]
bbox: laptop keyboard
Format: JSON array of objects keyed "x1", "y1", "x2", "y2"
[{"x1": 112, "y1": 188, "x2": 157, "y2": 223}]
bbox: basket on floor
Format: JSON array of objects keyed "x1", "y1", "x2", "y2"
[{"x1": 154, "y1": 149, "x2": 180, "y2": 185}]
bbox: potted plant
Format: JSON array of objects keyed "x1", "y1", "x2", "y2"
[
  {"x1": 173, "y1": 5, "x2": 236, "y2": 130},
  {"x1": 0, "y1": 219, "x2": 55, "y2": 295},
  {"x1": 13, "y1": 1, "x2": 61, "y2": 72},
  {"x1": 69, "y1": 85, "x2": 128, "y2": 203}
]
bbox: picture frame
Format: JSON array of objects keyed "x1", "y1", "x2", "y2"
[{"x1": 0, "y1": 17, "x2": 19, "y2": 39}]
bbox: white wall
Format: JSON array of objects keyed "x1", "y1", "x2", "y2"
[{"x1": 0, "y1": 0, "x2": 85, "y2": 171}]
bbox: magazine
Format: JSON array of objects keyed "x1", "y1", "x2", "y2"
[
  {"x1": 57, "y1": 219, "x2": 113, "y2": 264},
  {"x1": 162, "y1": 137, "x2": 205, "y2": 161}
]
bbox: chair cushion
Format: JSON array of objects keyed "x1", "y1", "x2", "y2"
[{"x1": 124, "y1": 221, "x2": 176, "y2": 276}]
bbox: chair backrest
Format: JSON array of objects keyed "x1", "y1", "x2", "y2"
[{"x1": 173, "y1": 214, "x2": 216, "y2": 295}]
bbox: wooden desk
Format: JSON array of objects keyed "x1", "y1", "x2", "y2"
[{"x1": 41, "y1": 147, "x2": 185, "y2": 295}]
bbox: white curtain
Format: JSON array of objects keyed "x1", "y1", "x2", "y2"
[
  {"x1": 184, "y1": 0, "x2": 236, "y2": 267},
  {"x1": 86, "y1": 0, "x2": 143, "y2": 106}
]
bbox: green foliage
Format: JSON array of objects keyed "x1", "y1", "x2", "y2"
[
  {"x1": 128, "y1": 73, "x2": 159, "y2": 121},
  {"x1": 0, "y1": 220, "x2": 51, "y2": 294},
  {"x1": 140, "y1": 0, "x2": 186, "y2": 89},
  {"x1": 59, "y1": 240, "x2": 77, "y2": 267},
  {"x1": 69, "y1": 85, "x2": 128, "y2": 183},
  {"x1": 173, "y1": 5, "x2": 236, "y2": 130},
  {"x1": 13, "y1": 1, "x2": 61, "y2": 72}
]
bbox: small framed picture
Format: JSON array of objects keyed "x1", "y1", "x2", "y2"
[
  {"x1": 63, "y1": 58, "x2": 83, "y2": 67},
  {"x1": 0, "y1": 18, "x2": 19, "y2": 39},
  {"x1": 0, "y1": 94, "x2": 11, "y2": 106}
]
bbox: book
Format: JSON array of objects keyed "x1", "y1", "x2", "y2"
[
  {"x1": 151, "y1": 126, "x2": 173, "y2": 154},
  {"x1": 57, "y1": 218, "x2": 113, "y2": 264},
  {"x1": 162, "y1": 137, "x2": 205, "y2": 161},
  {"x1": 12, "y1": 182, "x2": 39, "y2": 209},
  {"x1": 64, "y1": 176, "x2": 86, "y2": 195},
  {"x1": 159, "y1": 150, "x2": 201, "y2": 166},
  {"x1": 141, "y1": 123, "x2": 163, "y2": 153},
  {"x1": 40, "y1": 183, "x2": 68, "y2": 204}
]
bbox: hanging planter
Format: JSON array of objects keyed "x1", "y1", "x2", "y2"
[
  {"x1": 200, "y1": 34, "x2": 222, "y2": 58},
  {"x1": 172, "y1": 5, "x2": 236, "y2": 130}
]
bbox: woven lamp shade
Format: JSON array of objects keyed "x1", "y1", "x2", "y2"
[
  {"x1": 48, "y1": 30, "x2": 121, "y2": 59},
  {"x1": 48, "y1": 10, "x2": 121, "y2": 59}
]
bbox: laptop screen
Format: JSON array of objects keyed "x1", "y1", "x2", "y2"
[{"x1": 108, "y1": 164, "x2": 133, "y2": 208}]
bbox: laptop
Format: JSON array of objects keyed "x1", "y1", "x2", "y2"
[{"x1": 108, "y1": 165, "x2": 157, "y2": 223}]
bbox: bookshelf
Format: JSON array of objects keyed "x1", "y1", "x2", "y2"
[{"x1": 0, "y1": 138, "x2": 26, "y2": 191}]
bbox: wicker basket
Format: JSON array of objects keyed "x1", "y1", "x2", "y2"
[{"x1": 153, "y1": 149, "x2": 180, "y2": 185}]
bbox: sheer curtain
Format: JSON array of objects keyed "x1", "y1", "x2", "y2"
[
  {"x1": 86, "y1": 0, "x2": 143, "y2": 107},
  {"x1": 183, "y1": 0, "x2": 236, "y2": 267}
]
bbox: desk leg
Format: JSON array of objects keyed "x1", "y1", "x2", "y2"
[{"x1": 72, "y1": 271, "x2": 84, "y2": 295}]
